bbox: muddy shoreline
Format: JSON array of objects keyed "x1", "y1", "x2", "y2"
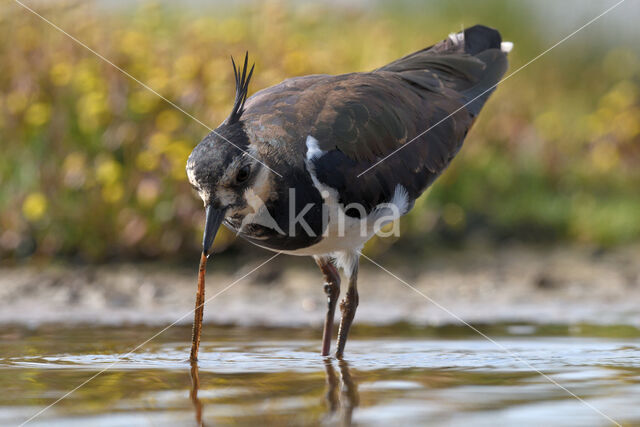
[{"x1": 1, "y1": 244, "x2": 638, "y2": 327}]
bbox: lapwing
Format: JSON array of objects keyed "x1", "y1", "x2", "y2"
[{"x1": 187, "y1": 25, "x2": 512, "y2": 358}]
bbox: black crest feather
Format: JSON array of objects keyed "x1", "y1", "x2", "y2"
[{"x1": 227, "y1": 52, "x2": 255, "y2": 124}]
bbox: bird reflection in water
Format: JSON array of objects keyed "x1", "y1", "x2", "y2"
[
  {"x1": 188, "y1": 358, "x2": 358, "y2": 425},
  {"x1": 190, "y1": 360, "x2": 204, "y2": 427},
  {"x1": 324, "y1": 359, "x2": 359, "y2": 425}
]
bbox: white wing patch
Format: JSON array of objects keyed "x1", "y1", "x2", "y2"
[
  {"x1": 372, "y1": 185, "x2": 408, "y2": 219},
  {"x1": 295, "y1": 135, "x2": 411, "y2": 261},
  {"x1": 389, "y1": 184, "x2": 409, "y2": 216},
  {"x1": 448, "y1": 31, "x2": 464, "y2": 46},
  {"x1": 501, "y1": 41, "x2": 514, "y2": 53},
  {"x1": 304, "y1": 135, "x2": 333, "y2": 200},
  {"x1": 305, "y1": 135, "x2": 324, "y2": 162},
  {"x1": 449, "y1": 30, "x2": 513, "y2": 53}
]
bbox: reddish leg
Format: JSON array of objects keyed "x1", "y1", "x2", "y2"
[
  {"x1": 336, "y1": 263, "x2": 359, "y2": 359},
  {"x1": 315, "y1": 256, "x2": 341, "y2": 356}
]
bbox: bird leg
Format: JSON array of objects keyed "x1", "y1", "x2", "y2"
[
  {"x1": 336, "y1": 262, "x2": 359, "y2": 359},
  {"x1": 315, "y1": 256, "x2": 341, "y2": 357}
]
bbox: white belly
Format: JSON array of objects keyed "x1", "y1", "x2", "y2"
[{"x1": 278, "y1": 210, "x2": 377, "y2": 256}]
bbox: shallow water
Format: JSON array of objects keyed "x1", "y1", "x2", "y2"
[{"x1": 1, "y1": 324, "x2": 639, "y2": 426}]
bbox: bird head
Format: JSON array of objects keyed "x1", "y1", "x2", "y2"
[{"x1": 186, "y1": 53, "x2": 269, "y2": 256}]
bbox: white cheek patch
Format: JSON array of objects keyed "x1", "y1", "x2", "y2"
[
  {"x1": 234, "y1": 166, "x2": 284, "y2": 236},
  {"x1": 243, "y1": 188, "x2": 263, "y2": 210},
  {"x1": 197, "y1": 191, "x2": 207, "y2": 204},
  {"x1": 238, "y1": 165, "x2": 270, "y2": 215},
  {"x1": 186, "y1": 164, "x2": 197, "y2": 186},
  {"x1": 216, "y1": 187, "x2": 236, "y2": 207},
  {"x1": 239, "y1": 187, "x2": 285, "y2": 236},
  {"x1": 247, "y1": 165, "x2": 270, "y2": 199},
  {"x1": 186, "y1": 164, "x2": 207, "y2": 204}
]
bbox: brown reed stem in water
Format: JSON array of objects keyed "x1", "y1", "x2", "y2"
[
  {"x1": 189, "y1": 359, "x2": 203, "y2": 426},
  {"x1": 190, "y1": 252, "x2": 207, "y2": 361}
]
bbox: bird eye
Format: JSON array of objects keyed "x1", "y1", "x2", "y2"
[{"x1": 236, "y1": 164, "x2": 251, "y2": 183}]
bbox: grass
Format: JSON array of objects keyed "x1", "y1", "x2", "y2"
[{"x1": 1, "y1": 0, "x2": 639, "y2": 262}]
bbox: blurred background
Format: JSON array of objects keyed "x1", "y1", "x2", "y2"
[
  {"x1": 2, "y1": 3, "x2": 640, "y2": 424},
  {"x1": 1, "y1": 0, "x2": 639, "y2": 264}
]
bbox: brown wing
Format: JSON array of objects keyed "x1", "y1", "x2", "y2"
[
  {"x1": 243, "y1": 25, "x2": 508, "y2": 213},
  {"x1": 307, "y1": 71, "x2": 477, "y2": 213}
]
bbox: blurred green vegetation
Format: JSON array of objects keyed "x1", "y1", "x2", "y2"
[{"x1": 1, "y1": 1, "x2": 639, "y2": 262}]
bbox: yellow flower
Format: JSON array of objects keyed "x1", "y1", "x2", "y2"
[
  {"x1": 590, "y1": 143, "x2": 619, "y2": 173},
  {"x1": 148, "y1": 132, "x2": 170, "y2": 152},
  {"x1": 102, "y1": 182, "x2": 124, "y2": 203},
  {"x1": 76, "y1": 92, "x2": 108, "y2": 132},
  {"x1": 23, "y1": 192, "x2": 48, "y2": 221},
  {"x1": 63, "y1": 152, "x2": 87, "y2": 188},
  {"x1": 155, "y1": 109, "x2": 182, "y2": 133},
  {"x1": 175, "y1": 54, "x2": 199, "y2": 80},
  {"x1": 129, "y1": 90, "x2": 157, "y2": 114},
  {"x1": 147, "y1": 67, "x2": 169, "y2": 91},
  {"x1": 50, "y1": 62, "x2": 73, "y2": 86},
  {"x1": 135, "y1": 150, "x2": 159, "y2": 172},
  {"x1": 96, "y1": 157, "x2": 122, "y2": 184},
  {"x1": 119, "y1": 30, "x2": 147, "y2": 58},
  {"x1": 612, "y1": 109, "x2": 640, "y2": 141},
  {"x1": 600, "y1": 82, "x2": 636, "y2": 111},
  {"x1": 25, "y1": 102, "x2": 52, "y2": 127},
  {"x1": 72, "y1": 61, "x2": 101, "y2": 93},
  {"x1": 77, "y1": 92, "x2": 107, "y2": 118}
]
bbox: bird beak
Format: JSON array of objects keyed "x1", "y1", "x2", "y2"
[{"x1": 202, "y1": 205, "x2": 226, "y2": 257}]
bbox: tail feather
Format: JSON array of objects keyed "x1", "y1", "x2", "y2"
[
  {"x1": 462, "y1": 25, "x2": 502, "y2": 55},
  {"x1": 460, "y1": 49, "x2": 508, "y2": 115},
  {"x1": 376, "y1": 24, "x2": 511, "y2": 116},
  {"x1": 453, "y1": 25, "x2": 513, "y2": 54}
]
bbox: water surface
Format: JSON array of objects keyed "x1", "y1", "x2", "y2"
[{"x1": 1, "y1": 324, "x2": 639, "y2": 426}]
